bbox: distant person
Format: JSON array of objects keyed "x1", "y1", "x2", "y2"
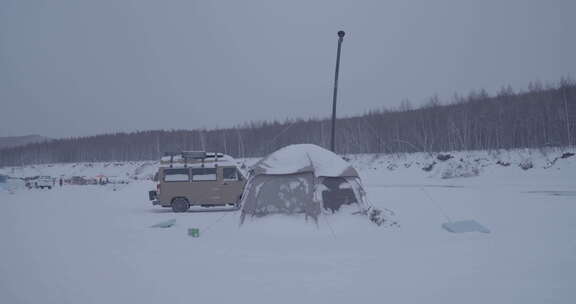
[{"x1": 59, "y1": 178, "x2": 63, "y2": 187}]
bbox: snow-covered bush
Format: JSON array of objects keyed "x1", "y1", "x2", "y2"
[
  {"x1": 440, "y1": 159, "x2": 480, "y2": 179},
  {"x1": 422, "y1": 162, "x2": 436, "y2": 172},
  {"x1": 519, "y1": 159, "x2": 534, "y2": 170},
  {"x1": 386, "y1": 163, "x2": 398, "y2": 171},
  {"x1": 436, "y1": 153, "x2": 453, "y2": 161},
  {"x1": 354, "y1": 206, "x2": 399, "y2": 227}
]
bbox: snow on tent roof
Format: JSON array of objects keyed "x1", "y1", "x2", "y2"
[{"x1": 252, "y1": 144, "x2": 358, "y2": 177}]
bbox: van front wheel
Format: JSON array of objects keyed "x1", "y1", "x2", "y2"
[{"x1": 171, "y1": 197, "x2": 190, "y2": 213}]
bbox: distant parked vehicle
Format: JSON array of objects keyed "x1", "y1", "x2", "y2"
[
  {"x1": 35, "y1": 176, "x2": 54, "y2": 189},
  {"x1": 70, "y1": 176, "x2": 88, "y2": 185}
]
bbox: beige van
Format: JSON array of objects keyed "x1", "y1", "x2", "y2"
[{"x1": 149, "y1": 151, "x2": 246, "y2": 212}]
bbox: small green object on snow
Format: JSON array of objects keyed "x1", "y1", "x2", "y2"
[
  {"x1": 442, "y1": 220, "x2": 490, "y2": 234},
  {"x1": 150, "y1": 218, "x2": 176, "y2": 228},
  {"x1": 188, "y1": 228, "x2": 200, "y2": 238}
]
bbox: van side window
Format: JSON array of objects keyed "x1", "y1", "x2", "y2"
[
  {"x1": 223, "y1": 167, "x2": 238, "y2": 181},
  {"x1": 191, "y1": 168, "x2": 217, "y2": 181},
  {"x1": 164, "y1": 168, "x2": 189, "y2": 182}
]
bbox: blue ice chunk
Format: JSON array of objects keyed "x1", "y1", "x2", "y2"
[
  {"x1": 442, "y1": 220, "x2": 490, "y2": 233},
  {"x1": 150, "y1": 218, "x2": 176, "y2": 228}
]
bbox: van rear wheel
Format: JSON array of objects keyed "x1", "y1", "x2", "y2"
[{"x1": 171, "y1": 197, "x2": 190, "y2": 213}]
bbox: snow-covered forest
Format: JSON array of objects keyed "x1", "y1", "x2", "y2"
[{"x1": 1, "y1": 78, "x2": 574, "y2": 166}]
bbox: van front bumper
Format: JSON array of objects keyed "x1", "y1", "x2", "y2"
[{"x1": 149, "y1": 191, "x2": 166, "y2": 207}]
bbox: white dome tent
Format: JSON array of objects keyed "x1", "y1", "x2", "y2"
[{"x1": 239, "y1": 144, "x2": 394, "y2": 226}]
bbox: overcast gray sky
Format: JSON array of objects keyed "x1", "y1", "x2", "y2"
[{"x1": 1, "y1": 0, "x2": 575, "y2": 138}]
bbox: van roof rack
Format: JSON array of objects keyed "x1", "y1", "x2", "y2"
[
  {"x1": 182, "y1": 151, "x2": 206, "y2": 160},
  {"x1": 161, "y1": 151, "x2": 225, "y2": 168}
]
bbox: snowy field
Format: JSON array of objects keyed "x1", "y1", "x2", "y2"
[{"x1": 1, "y1": 149, "x2": 576, "y2": 303}]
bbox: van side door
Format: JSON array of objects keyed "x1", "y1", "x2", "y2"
[
  {"x1": 218, "y1": 166, "x2": 245, "y2": 204},
  {"x1": 190, "y1": 167, "x2": 221, "y2": 204}
]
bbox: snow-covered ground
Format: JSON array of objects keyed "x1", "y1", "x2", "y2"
[{"x1": 1, "y1": 148, "x2": 575, "y2": 303}]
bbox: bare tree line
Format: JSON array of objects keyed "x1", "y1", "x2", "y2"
[{"x1": 1, "y1": 78, "x2": 574, "y2": 167}]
